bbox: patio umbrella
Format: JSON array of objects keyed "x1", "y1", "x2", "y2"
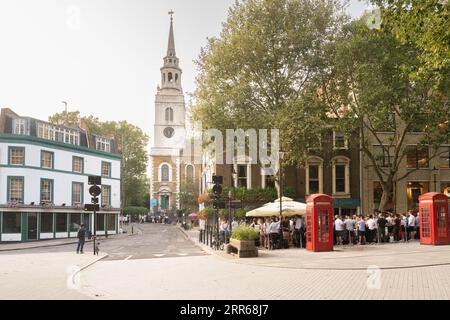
[
  {"x1": 246, "y1": 197, "x2": 307, "y2": 217},
  {"x1": 188, "y1": 212, "x2": 198, "y2": 218}
]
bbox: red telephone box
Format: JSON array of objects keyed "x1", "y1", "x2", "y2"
[
  {"x1": 306, "y1": 194, "x2": 334, "y2": 252},
  {"x1": 419, "y1": 192, "x2": 450, "y2": 245}
]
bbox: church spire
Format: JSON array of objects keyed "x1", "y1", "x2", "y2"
[
  {"x1": 167, "y1": 10, "x2": 176, "y2": 57},
  {"x1": 160, "y1": 10, "x2": 182, "y2": 92}
]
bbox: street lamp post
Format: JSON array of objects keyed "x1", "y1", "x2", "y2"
[
  {"x1": 432, "y1": 166, "x2": 439, "y2": 192},
  {"x1": 279, "y1": 150, "x2": 285, "y2": 249},
  {"x1": 228, "y1": 190, "x2": 232, "y2": 242}
]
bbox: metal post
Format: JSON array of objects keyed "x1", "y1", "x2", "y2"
[
  {"x1": 93, "y1": 201, "x2": 97, "y2": 255},
  {"x1": 279, "y1": 153, "x2": 283, "y2": 249}
]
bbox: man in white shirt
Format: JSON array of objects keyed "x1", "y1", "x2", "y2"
[
  {"x1": 367, "y1": 215, "x2": 377, "y2": 243},
  {"x1": 407, "y1": 211, "x2": 416, "y2": 241},
  {"x1": 294, "y1": 216, "x2": 303, "y2": 248},
  {"x1": 269, "y1": 217, "x2": 281, "y2": 249},
  {"x1": 334, "y1": 216, "x2": 344, "y2": 245},
  {"x1": 344, "y1": 216, "x2": 355, "y2": 245},
  {"x1": 231, "y1": 218, "x2": 239, "y2": 231}
]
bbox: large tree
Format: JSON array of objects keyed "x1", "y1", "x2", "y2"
[
  {"x1": 313, "y1": 19, "x2": 449, "y2": 211},
  {"x1": 49, "y1": 111, "x2": 149, "y2": 209},
  {"x1": 192, "y1": 0, "x2": 347, "y2": 159},
  {"x1": 371, "y1": 0, "x2": 449, "y2": 89}
]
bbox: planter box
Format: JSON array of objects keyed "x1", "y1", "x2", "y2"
[{"x1": 229, "y1": 238, "x2": 258, "y2": 258}]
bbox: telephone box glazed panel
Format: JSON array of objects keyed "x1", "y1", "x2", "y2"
[
  {"x1": 419, "y1": 192, "x2": 450, "y2": 245},
  {"x1": 306, "y1": 194, "x2": 334, "y2": 252}
]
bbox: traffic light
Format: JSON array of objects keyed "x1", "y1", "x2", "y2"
[
  {"x1": 213, "y1": 200, "x2": 226, "y2": 209},
  {"x1": 212, "y1": 175, "x2": 223, "y2": 184},
  {"x1": 91, "y1": 197, "x2": 99, "y2": 204}
]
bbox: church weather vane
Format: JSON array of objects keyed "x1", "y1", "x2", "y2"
[{"x1": 168, "y1": 10, "x2": 174, "y2": 21}]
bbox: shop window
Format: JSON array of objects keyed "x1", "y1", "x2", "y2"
[
  {"x1": 55, "y1": 214, "x2": 67, "y2": 232},
  {"x1": 41, "y1": 213, "x2": 53, "y2": 233},
  {"x1": 96, "y1": 214, "x2": 105, "y2": 231},
  {"x1": 70, "y1": 213, "x2": 82, "y2": 232},
  {"x1": 2, "y1": 212, "x2": 21, "y2": 233},
  {"x1": 407, "y1": 182, "x2": 429, "y2": 210},
  {"x1": 108, "y1": 215, "x2": 116, "y2": 231}
]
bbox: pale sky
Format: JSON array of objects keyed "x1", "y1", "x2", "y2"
[{"x1": 0, "y1": 0, "x2": 370, "y2": 150}]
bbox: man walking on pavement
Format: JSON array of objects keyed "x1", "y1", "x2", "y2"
[{"x1": 76, "y1": 224, "x2": 86, "y2": 254}]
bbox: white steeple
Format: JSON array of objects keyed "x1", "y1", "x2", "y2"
[{"x1": 160, "y1": 10, "x2": 182, "y2": 92}]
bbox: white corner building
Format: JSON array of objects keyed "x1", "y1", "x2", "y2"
[{"x1": 0, "y1": 108, "x2": 121, "y2": 242}]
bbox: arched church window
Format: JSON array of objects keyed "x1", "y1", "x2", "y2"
[
  {"x1": 186, "y1": 165, "x2": 194, "y2": 183},
  {"x1": 165, "y1": 108, "x2": 173, "y2": 122},
  {"x1": 175, "y1": 73, "x2": 178, "y2": 83},
  {"x1": 161, "y1": 164, "x2": 169, "y2": 182},
  {"x1": 168, "y1": 72, "x2": 173, "y2": 83}
]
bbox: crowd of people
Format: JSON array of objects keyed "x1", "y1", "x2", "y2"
[
  {"x1": 218, "y1": 216, "x2": 306, "y2": 250},
  {"x1": 216, "y1": 209, "x2": 421, "y2": 249},
  {"x1": 333, "y1": 210, "x2": 420, "y2": 245}
]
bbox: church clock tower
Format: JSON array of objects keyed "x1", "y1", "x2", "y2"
[{"x1": 150, "y1": 11, "x2": 186, "y2": 212}]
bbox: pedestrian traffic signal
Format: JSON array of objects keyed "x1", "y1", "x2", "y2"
[
  {"x1": 89, "y1": 185, "x2": 101, "y2": 197},
  {"x1": 213, "y1": 200, "x2": 226, "y2": 209},
  {"x1": 212, "y1": 184, "x2": 222, "y2": 195}
]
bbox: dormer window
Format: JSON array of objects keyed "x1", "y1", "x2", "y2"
[
  {"x1": 37, "y1": 122, "x2": 80, "y2": 145},
  {"x1": 96, "y1": 136, "x2": 111, "y2": 152},
  {"x1": 13, "y1": 118, "x2": 29, "y2": 135}
]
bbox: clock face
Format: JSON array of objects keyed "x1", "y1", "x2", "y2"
[{"x1": 164, "y1": 127, "x2": 175, "y2": 138}]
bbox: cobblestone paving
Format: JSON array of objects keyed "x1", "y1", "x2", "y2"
[{"x1": 79, "y1": 225, "x2": 450, "y2": 300}]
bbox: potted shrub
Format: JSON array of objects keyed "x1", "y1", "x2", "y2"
[{"x1": 229, "y1": 226, "x2": 259, "y2": 258}]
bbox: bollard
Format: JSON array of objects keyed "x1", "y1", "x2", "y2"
[{"x1": 132, "y1": 225, "x2": 134, "y2": 234}]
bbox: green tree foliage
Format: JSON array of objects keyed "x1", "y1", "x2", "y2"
[
  {"x1": 122, "y1": 206, "x2": 149, "y2": 215},
  {"x1": 371, "y1": 0, "x2": 450, "y2": 89},
  {"x1": 314, "y1": 20, "x2": 448, "y2": 210},
  {"x1": 48, "y1": 111, "x2": 149, "y2": 209},
  {"x1": 192, "y1": 0, "x2": 347, "y2": 163}
]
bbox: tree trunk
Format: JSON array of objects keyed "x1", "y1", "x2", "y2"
[{"x1": 379, "y1": 181, "x2": 394, "y2": 212}]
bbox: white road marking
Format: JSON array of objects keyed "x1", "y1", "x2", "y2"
[
  {"x1": 177, "y1": 253, "x2": 188, "y2": 256},
  {"x1": 123, "y1": 255, "x2": 133, "y2": 261},
  {"x1": 153, "y1": 254, "x2": 165, "y2": 257}
]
